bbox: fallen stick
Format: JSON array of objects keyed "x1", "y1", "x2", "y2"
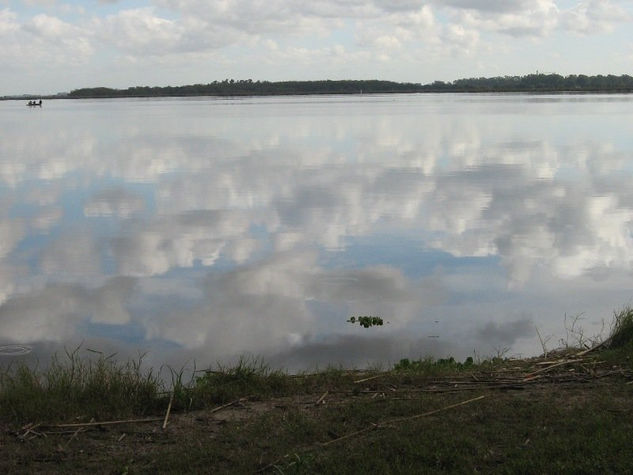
[
  {"x1": 321, "y1": 395, "x2": 486, "y2": 447},
  {"x1": 523, "y1": 359, "x2": 579, "y2": 379},
  {"x1": 386, "y1": 395, "x2": 486, "y2": 425},
  {"x1": 258, "y1": 395, "x2": 486, "y2": 472},
  {"x1": 320, "y1": 423, "x2": 379, "y2": 447},
  {"x1": 315, "y1": 391, "x2": 328, "y2": 405},
  {"x1": 50, "y1": 418, "x2": 164, "y2": 428},
  {"x1": 354, "y1": 373, "x2": 387, "y2": 384},
  {"x1": 535, "y1": 360, "x2": 566, "y2": 366},
  {"x1": 209, "y1": 397, "x2": 247, "y2": 415},
  {"x1": 162, "y1": 392, "x2": 174, "y2": 429},
  {"x1": 63, "y1": 427, "x2": 84, "y2": 449},
  {"x1": 576, "y1": 337, "x2": 611, "y2": 357}
]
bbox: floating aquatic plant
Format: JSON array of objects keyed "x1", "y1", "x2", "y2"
[{"x1": 347, "y1": 316, "x2": 384, "y2": 328}]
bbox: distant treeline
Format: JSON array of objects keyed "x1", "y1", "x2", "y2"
[
  {"x1": 429, "y1": 73, "x2": 633, "y2": 92},
  {"x1": 66, "y1": 74, "x2": 633, "y2": 98},
  {"x1": 67, "y1": 80, "x2": 423, "y2": 98}
]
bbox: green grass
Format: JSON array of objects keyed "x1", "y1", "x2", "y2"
[
  {"x1": 394, "y1": 356, "x2": 475, "y2": 373},
  {"x1": 594, "y1": 306, "x2": 633, "y2": 372},
  {"x1": 123, "y1": 384, "x2": 633, "y2": 474},
  {"x1": 190, "y1": 355, "x2": 294, "y2": 406},
  {"x1": 0, "y1": 347, "x2": 163, "y2": 423}
]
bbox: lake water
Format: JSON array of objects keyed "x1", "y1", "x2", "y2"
[{"x1": 1, "y1": 93, "x2": 633, "y2": 370}]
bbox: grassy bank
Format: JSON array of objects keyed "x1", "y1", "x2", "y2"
[{"x1": 2, "y1": 308, "x2": 633, "y2": 473}]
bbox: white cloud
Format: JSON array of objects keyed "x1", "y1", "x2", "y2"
[
  {"x1": 0, "y1": 219, "x2": 25, "y2": 259},
  {"x1": 3, "y1": 0, "x2": 633, "y2": 94},
  {"x1": 39, "y1": 229, "x2": 102, "y2": 278},
  {"x1": 0, "y1": 276, "x2": 136, "y2": 342},
  {"x1": 143, "y1": 249, "x2": 437, "y2": 355},
  {"x1": 113, "y1": 210, "x2": 252, "y2": 276},
  {"x1": 20, "y1": 14, "x2": 93, "y2": 62},
  {"x1": 439, "y1": 0, "x2": 534, "y2": 14},
  {"x1": 29, "y1": 206, "x2": 63, "y2": 231},
  {"x1": 561, "y1": 0, "x2": 630, "y2": 35},
  {"x1": 455, "y1": 0, "x2": 560, "y2": 38},
  {"x1": 84, "y1": 187, "x2": 145, "y2": 218},
  {"x1": 95, "y1": 8, "x2": 185, "y2": 56},
  {"x1": 0, "y1": 8, "x2": 18, "y2": 35},
  {"x1": 5, "y1": 94, "x2": 633, "y2": 365},
  {"x1": 7, "y1": 94, "x2": 633, "y2": 292}
]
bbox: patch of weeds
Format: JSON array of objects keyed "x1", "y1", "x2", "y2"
[
  {"x1": 164, "y1": 364, "x2": 198, "y2": 412},
  {"x1": 0, "y1": 347, "x2": 163, "y2": 423},
  {"x1": 600, "y1": 306, "x2": 633, "y2": 368},
  {"x1": 393, "y1": 356, "x2": 474, "y2": 374},
  {"x1": 298, "y1": 365, "x2": 354, "y2": 391},
  {"x1": 608, "y1": 306, "x2": 633, "y2": 350},
  {"x1": 193, "y1": 355, "x2": 294, "y2": 404}
]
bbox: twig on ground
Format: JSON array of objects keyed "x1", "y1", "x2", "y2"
[
  {"x1": 315, "y1": 391, "x2": 328, "y2": 405},
  {"x1": 63, "y1": 427, "x2": 84, "y2": 449},
  {"x1": 48, "y1": 418, "x2": 164, "y2": 429},
  {"x1": 209, "y1": 397, "x2": 247, "y2": 415},
  {"x1": 354, "y1": 373, "x2": 387, "y2": 384},
  {"x1": 320, "y1": 423, "x2": 380, "y2": 447},
  {"x1": 17, "y1": 423, "x2": 46, "y2": 440},
  {"x1": 576, "y1": 337, "x2": 611, "y2": 356},
  {"x1": 321, "y1": 394, "x2": 486, "y2": 447},
  {"x1": 386, "y1": 395, "x2": 486, "y2": 425},
  {"x1": 257, "y1": 394, "x2": 486, "y2": 473},
  {"x1": 524, "y1": 359, "x2": 581, "y2": 380}
]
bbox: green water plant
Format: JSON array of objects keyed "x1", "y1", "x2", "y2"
[{"x1": 347, "y1": 316, "x2": 384, "y2": 328}]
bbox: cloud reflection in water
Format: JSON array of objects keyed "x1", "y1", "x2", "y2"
[{"x1": 0, "y1": 95, "x2": 632, "y2": 368}]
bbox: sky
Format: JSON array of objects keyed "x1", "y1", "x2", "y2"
[{"x1": 2, "y1": 1, "x2": 633, "y2": 94}]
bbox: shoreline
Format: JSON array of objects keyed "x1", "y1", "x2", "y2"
[
  {"x1": 2, "y1": 343, "x2": 632, "y2": 472},
  {"x1": 6, "y1": 88, "x2": 633, "y2": 102}
]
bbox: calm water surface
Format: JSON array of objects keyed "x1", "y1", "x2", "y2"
[{"x1": 1, "y1": 94, "x2": 633, "y2": 369}]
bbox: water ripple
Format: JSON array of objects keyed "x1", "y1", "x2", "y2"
[{"x1": 0, "y1": 345, "x2": 32, "y2": 356}]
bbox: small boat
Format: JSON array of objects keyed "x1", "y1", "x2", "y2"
[{"x1": 27, "y1": 100, "x2": 42, "y2": 107}]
